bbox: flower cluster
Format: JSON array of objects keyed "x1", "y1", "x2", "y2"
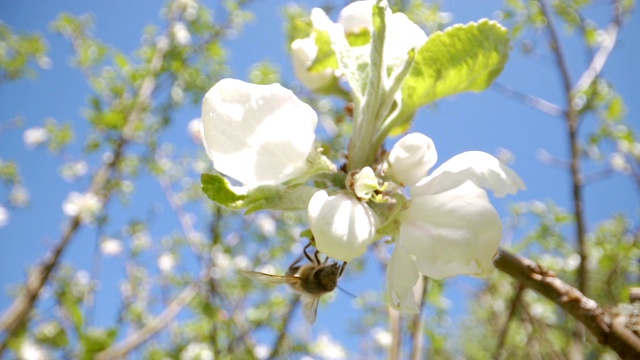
[{"x1": 199, "y1": 0, "x2": 523, "y2": 314}]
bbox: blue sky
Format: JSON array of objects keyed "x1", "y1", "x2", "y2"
[{"x1": 1, "y1": 0, "x2": 638, "y2": 355}]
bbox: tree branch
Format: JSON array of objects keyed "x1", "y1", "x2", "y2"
[
  {"x1": 409, "y1": 276, "x2": 428, "y2": 360},
  {"x1": 493, "y1": 284, "x2": 524, "y2": 360},
  {"x1": 95, "y1": 283, "x2": 200, "y2": 360},
  {"x1": 494, "y1": 248, "x2": 640, "y2": 359}
]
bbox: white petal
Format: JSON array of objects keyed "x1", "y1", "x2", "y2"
[
  {"x1": 308, "y1": 191, "x2": 378, "y2": 262},
  {"x1": 386, "y1": 245, "x2": 420, "y2": 314},
  {"x1": 387, "y1": 133, "x2": 437, "y2": 186},
  {"x1": 413, "y1": 151, "x2": 526, "y2": 198},
  {"x1": 311, "y1": 7, "x2": 339, "y2": 32},
  {"x1": 385, "y1": 12, "x2": 428, "y2": 66},
  {"x1": 291, "y1": 37, "x2": 334, "y2": 91},
  {"x1": 201, "y1": 79, "x2": 318, "y2": 186},
  {"x1": 399, "y1": 181, "x2": 502, "y2": 279},
  {"x1": 337, "y1": 0, "x2": 375, "y2": 33}
]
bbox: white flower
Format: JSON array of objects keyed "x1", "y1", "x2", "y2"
[
  {"x1": 9, "y1": 185, "x2": 30, "y2": 207},
  {"x1": 23, "y1": 127, "x2": 49, "y2": 149},
  {"x1": 187, "y1": 118, "x2": 203, "y2": 144},
  {"x1": 0, "y1": 205, "x2": 8, "y2": 228},
  {"x1": 254, "y1": 213, "x2": 277, "y2": 237},
  {"x1": 180, "y1": 342, "x2": 214, "y2": 360},
  {"x1": 157, "y1": 252, "x2": 177, "y2": 273},
  {"x1": 387, "y1": 137, "x2": 525, "y2": 312},
  {"x1": 60, "y1": 160, "x2": 88, "y2": 182},
  {"x1": 352, "y1": 166, "x2": 379, "y2": 199},
  {"x1": 311, "y1": 333, "x2": 347, "y2": 360},
  {"x1": 336, "y1": 0, "x2": 427, "y2": 68},
  {"x1": 610, "y1": 152, "x2": 630, "y2": 173},
  {"x1": 100, "y1": 237, "x2": 123, "y2": 256},
  {"x1": 172, "y1": 21, "x2": 191, "y2": 46},
  {"x1": 62, "y1": 191, "x2": 102, "y2": 223},
  {"x1": 201, "y1": 78, "x2": 318, "y2": 187},
  {"x1": 387, "y1": 133, "x2": 437, "y2": 186},
  {"x1": 371, "y1": 327, "x2": 392, "y2": 348},
  {"x1": 308, "y1": 190, "x2": 378, "y2": 262},
  {"x1": 19, "y1": 339, "x2": 49, "y2": 360},
  {"x1": 291, "y1": 36, "x2": 335, "y2": 90}
]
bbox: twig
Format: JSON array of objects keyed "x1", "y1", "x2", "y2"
[
  {"x1": 409, "y1": 276, "x2": 428, "y2": 360},
  {"x1": 538, "y1": 1, "x2": 588, "y2": 356},
  {"x1": 266, "y1": 296, "x2": 299, "y2": 360},
  {"x1": 491, "y1": 82, "x2": 564, "y2": 117},
  {"x1": 389, "y1": 307, "x2": 401, "y2": 360},
  {"x1": 494, "y1": 248, "x2": 640, "y2": 359},
  {"x1": 493, "y1": 284, "x2": 524, "y2": 360},
  {"x1": 0, "y1": 19, "x2": 170, "y2": 353},
  {"x1": 572, "y1": 1, "x2": 623, "y2": 94},
  {"x1": 95, "y1": 283, "x2": 200, "y2": 360}
]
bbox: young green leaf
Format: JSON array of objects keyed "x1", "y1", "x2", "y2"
[
  {"x1": 401, "y1": 19, "x2": 510, "y2": 112},
  {"x1": 201, "y1": 173, "x2": 246, "y2": 207}
]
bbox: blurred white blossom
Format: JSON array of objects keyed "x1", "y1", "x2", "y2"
[
  {"x1": 100, "y1": 237, "x2": 123, "y2": 256},
  {"x1": 172, "y1": 22, "x2": 192, "y2": 46},
  {"x1": 19, "y1": 339, "x2": 49, "y2": 360},
  {"x1": 60, "y1": 161, "x2": 88, "y2": 182},
  {"x1": 180, "y1": 342, "x2": 214, "y2": 360},
  {"x1": 62, "y1": 192, "x2": 102, "y2": 223},
  {"x1": 610, "y1": 152, "x2": 631, "y2": 173},
  {"x1": 9, "y1": 185, "x2": 30, "y2": 207},
  {"x1": 23, "y1": 127, "x2": 49, "y2": 149},
  {"x1": 187, "y1": 118, "x2": 203, "y2": 144},
  {"x1": 371, "y1": 327, "x2": 392, "y2": 348},
  {"x1": 0, "y1": 205, "x2": 8, "y2": 228},
  {"x1": 254, "y1": 213, "x2": 276, "y2": 237},
  {"x1": 311, "y1": 333, "x2": 347, "y2": 360},
  {"x1": 253, "y1": 344, "x2": 271, "y2": 360},
  {"x1": 158, "y1": 252, "x2": 177, "y2": 273}
]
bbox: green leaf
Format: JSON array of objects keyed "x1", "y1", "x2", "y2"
[
  {"x1": 606, "y1": 95, "x2": 625, "y2": 122},
  {"x1": 79, "y1": 328, "x2": 117, "y2": 360},
  {"x1": 201, "y1": 173, "x2": 246, "y2": 207},
  {"x1": 244, "y1": 185, "x2": 319, "y2": 214},
  {"x1": 35, "y1": 321, "x2": 69, "y2": 348},
  {"x1": 308, "y1": 29, "x2": 340, "y2": 73},
  {"x1": 401, "y1": 19, "x2": 510, "y2": 112}
]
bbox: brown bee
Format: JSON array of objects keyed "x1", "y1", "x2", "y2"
[{"x1": 242, "y1": 243, "x2": 347, "y2": 324}]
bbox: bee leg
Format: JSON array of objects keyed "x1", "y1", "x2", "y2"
[
  {"x1": 288, "y1": 253, "x2": 305, "y2": 274},
  {"x1": 338, "y1": 262, "x2": 347, "y2": 278},
  {"x1": 303, "y1": 242, "x2": 319, "y2": 265}
]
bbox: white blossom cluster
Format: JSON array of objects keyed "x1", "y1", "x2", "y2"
[{"x1": 199, "y1": 0, "x2": 525, "y2": 313}]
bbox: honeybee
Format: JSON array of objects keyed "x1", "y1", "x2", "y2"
[{"x1": 242, "y1": 243, "x2": 347, "y2": 324}]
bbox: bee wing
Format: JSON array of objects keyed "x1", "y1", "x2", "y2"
[
  {"x1": 241, "y1": 271, "x2": 299, "y2": 284},
  {"x1": 300, "y1": 293, "x2": 320, "y2": 324}
]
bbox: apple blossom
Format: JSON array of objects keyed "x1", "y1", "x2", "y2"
[
  {"x1": 337, "y1": 0, "x2": 427, "y2": 68},
  {"x1": 201, "y1": 78, "x2": 318, "y2": 187},
  {"x1": 351, "y1": 166, "x2": 379, "y2": 199},
  {"x1": 308, "y1": 190, "x2": 378, "y2": 262},
  {"x1": 386, "y1": 136, "x2": 525, "y2": 312},
  {"x1": 386, "y1": 132, "x2": 437, "y2": 186}
]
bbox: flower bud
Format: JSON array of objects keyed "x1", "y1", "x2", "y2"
[
  {"x1": 308, "y1": 190, "x2": 378, "y2": 262},
  {"x1": 387, "y1": 133, "x2": 437, "y2": 186}
]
